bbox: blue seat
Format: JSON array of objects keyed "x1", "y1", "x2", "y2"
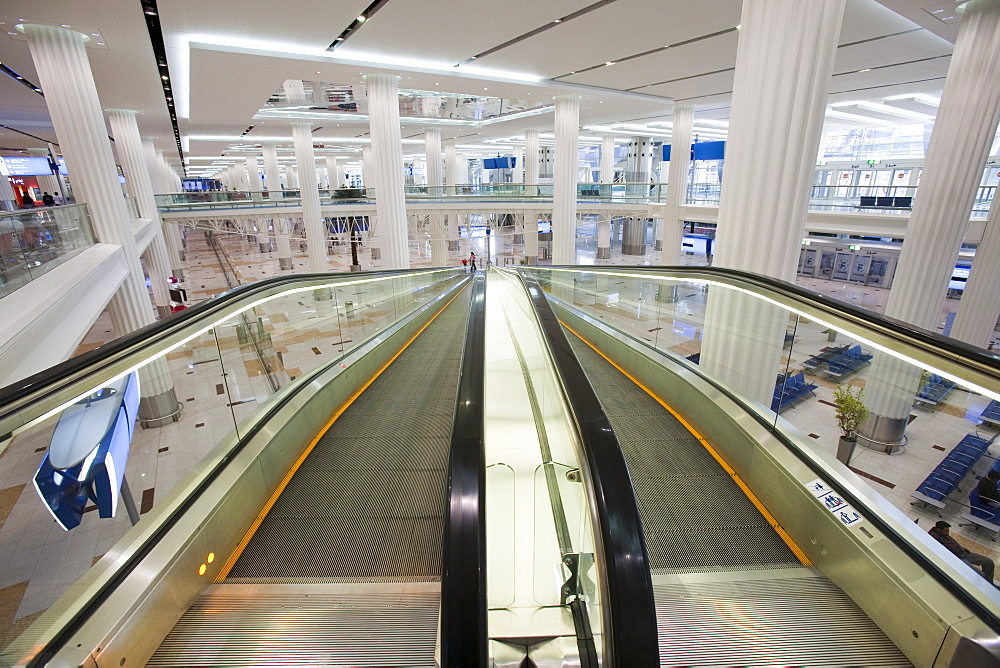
[{"x1": 960, "y1": 488, "x2": 1000, "y2": 540}]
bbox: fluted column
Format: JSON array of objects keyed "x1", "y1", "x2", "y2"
[
  {"x1": 23, "y1": 24, "x2": 176, "y2": 422},
  {"x1": 524, "y1": 211, "x2": 539, "y2": 264},
  {"x1": 263, "y1": 142, "x2": 293, "y2": 269},
  {"x1": 660, "y1": 105, "x2": 693, "y2": 261},
  {"x1": 699, "y1": 0, "x2": 846, "y2": 406},
  {"x1": 444, "y1": 144, "x2": 461, "y2": 251},
  {"x1": 146, "y1": 140, "x2": 184, "y2": 273},
  {"x1": 327, "y1": 155, "x2": 341, "y2": 189},
  {"x1": 425, "y1": 128, "x2": 443, "y2": 189},
  {"x1": 245, "y1": 155, "x2": 259, "y2": 191},
  {"x1": 525, "y1": 129, "x2": 540, "y2": 196},
  {"x1": 600, "y1": 135, "x2": 615, "y2": 184},
  {"x1": 365, "y1": 73, "x2": 410, "y2": 270},
  {"x1": 552, "y1": 96, "x2": 580, "y2": 265},
  {"x1": 27, "y1": 148, "x2": 61, "y2": 201},
  {"x1": 863, "y1": 0, "x2": 1000, "y2": 442},
  {"x1": 107, "y1": 109, "x2": 172, "y2": 317},
  {"x1": 284, "y1": 79, "x2": 327, "y2": 273},
  {"x1": 0, "y1": 172, "x2": 17, "y2": 210},
  {"x1": 951, "y1": 199, "x2": 1000, "y2": 347}
]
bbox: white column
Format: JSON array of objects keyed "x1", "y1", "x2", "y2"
[
  {"x1": 27, "y1": 148, "x2": 61, "y2": 201},
  {"x1": 263, "y1": 142, "x2": 293, "y2": 269},
  {"x1": 23, "y1": 24, "x2": 176, "y2": 420},
  {"x1": 244, "y1": 155, "x2": 258, "y2": 191},
  {"x1": 864, "y1": 0, "x2": 1000, "y2": 440},
  {"x1": 525, "y1": 129, "x2": 540, "y2": 195},
  {"x1": 285, "y1": 79, "x2": 328, "y2": 273},
  {"x1": 425, "y1": 128, "x2": 443, "y2": 192},
  {"x1": 364, "y1": 73, "x2": 409, "y2": 270},
  {"x1": 596, "y1": 219, "x2": 612, "y2": 260},
  {"x1": 146, "y1": 140, "x2": 184, "y2": 272},
  {"x1": 0, "y1": 171, "x2": 18, "y2": 210},
  {"x1": 951, "y1": 200, "x2": 1000, "y2": 347},
  {"x1": 362, "y1": 147, "x2": 374, "y2": 190},
  {"x1": 661, "y1": 105, "x2": 693, "y2": 262},
  {"x1": 287, "y1": 165, "x2": 299, "y2": 189},
  {"x1": 107, "y1": 109, "x2": 172, "y2": 317},
  {"x1": 524, "y1": 211, "x2": 539, "y2": 263},
  {"x1": 600, "y1": 135, "x2": 615, "y2": 185},
  {"x1": 552, "y1": 96, "x2": 580, "y2": 265},
  {"x1": 444, "y1": 144, "x2": 461, "y2": 251},
  {"x1": 698, "y1": 0, "x2": 846, "y2": 406},
  {"x1": 327, "y1": 155, "x2": 342, "y2": 189}
]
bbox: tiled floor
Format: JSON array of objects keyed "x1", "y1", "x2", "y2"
[{"x1": 0, "y1": 226, "x2": 996, "y2": 653}]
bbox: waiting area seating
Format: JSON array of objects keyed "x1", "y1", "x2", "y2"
[
  {"x1": 981, "y1": 400, "x2": 1000, "y2": 428},
  {"x1": 960, "y1": 488, "x2": 1000, "y2": 541},
  {"x1": 858, "y1": 196, "x2": 913, "y2": 209},
  {"x1": 771, "y1": 372, "x2": 818, "y2": 413},
  {"x1": 911, "y1": 433, "x2": 994, "y2": 514},
  {"x1": 803, "y1": 344, "x2": 872, "y2": 379},
  {"x1": 915, "y1": 374, "x2": 957, "y2": 406}
]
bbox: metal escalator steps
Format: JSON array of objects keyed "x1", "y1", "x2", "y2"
[
  {"x1": 148, "y1": 584, "x2": 440, "y2": 667},
  {"x1": 567, "y1": 334, "x2": 800, "y2": 570},
  {"x1": 653, "y1": 574, "x2": 911, "y2": 666},
  {"x1": 226, "y1": 291, "x2": 469, "y2": 581}
]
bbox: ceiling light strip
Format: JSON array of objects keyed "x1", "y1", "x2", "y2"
[
  {"x1": 837, "y1": 28, "x2": 922, "y2": 49},
  {"x1": 627, "y1": 67, "x2": 735, "y2": 92},
  {"x1": 326, "y1": 0, "x2": 393, "y2": 51},
  {"x1": 833, "y1": 54, "x2": 951, "y2": 78},
  {"x1": 139, "y1": 0, "x2": 186, "y2": 175},
  {"x1": 454, "y1": 0, "x2": 618, "y2": 67},
  {"x1": 554, "y1": 27, "x2": 738, "y2": 80},
  {"x1": 0, "y1": 63, "x2": 44, "y2": 96}
]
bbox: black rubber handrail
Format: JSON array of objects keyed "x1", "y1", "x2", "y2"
[
  {"x1": 0, "y1": 268, "x2": 458, "y2": 420},
  {"x1": 537, "y1": 265, "x2": 1000, "y2": 635},
  {"x1": 519, "y1": 272, "x2": 660, "y2": 666},
  {"x1": 20, "y1": 272, "x2": 469, "y2": 665},
  {"x1": 544, "y1": 264, "x2": 1000, "y2": 378},
  {"x1": 440, "y1": 272, "x2": 488, "y2": 666}
]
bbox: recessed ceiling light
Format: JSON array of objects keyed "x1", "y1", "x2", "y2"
[
  {"x1": 554, "y1": 19, "x2": 561, "y2": 23},
  {"x1": 484, "y1": 87, "x2": 488, "y2": 90},
  {"x1": 605, "y1": 62, "x2": 614, "y2": 66},
  {"x1": 357, "y1": 15, "x2": 366, "y2": 22},
  {"x1": 96, "y1": 42, "x2": 104, "y2": 45},
  {"x1": 316, "y1": 71, "x2": 321, "y2": 74},
  {"x1": 60, "y1": 24, "x2": 69, "y2": 28},
  {"x1": 91, "y1": 32, "x2": 99, "y2": 36},
  {"x1": 161, "y1": 75, "x2": 169, "y2": 80},
  {"x1": 860, "y1": 68, "x2": 871, "y2": 72},
  {"x1": 932, "y1": 8, "x2": 944, "y2": 12},
  {"x1": 943, "y1": 15, "x2": 954, "y2": 19}
]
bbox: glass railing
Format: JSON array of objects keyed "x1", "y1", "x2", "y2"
[
  {"x1": 686, "y1": 182, "x2": 996, "y2": 216},
  {"x1": 0, "y1": 268, "x2": 464, "y2": 659},
  {"x1": 528, "y1": 265, "x2": 1000, "y2": 621},
  {"x1": 0, "y1": 204, "x2": 96, "y2": 299}
]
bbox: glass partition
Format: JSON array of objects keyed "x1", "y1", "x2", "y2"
[
  {"x1": 528, "y1": 265, "x2": 1000, "y2": 615},
  {"x1": 0, "y1": 268, "x2": 463, "y2": 656},
  {"x1": 0, "y1": 204, "x2": 96, "y2": 299}
]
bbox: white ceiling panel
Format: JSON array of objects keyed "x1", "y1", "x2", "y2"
[
  {"x1": 830, "y1": 57, "x2": 950, "y2": 96},
  {"x1": 561, "y1": 31, "x2": 738, "y2": 91},
  {"x1": 838, "y1": 0, "x2": 923, "y2": 44},
  {"x1": 472, "y1": 0, "x2": 742, "y2": 79},
  {"x1": 634, "y1": 70, "x2": 735, "y2": 105},
  {"x1": 342, "y1": 0, "x2": 588, "y2": 65},
  {"x1": 833, "y1": 30, "x2": 952, "y2": 74}
]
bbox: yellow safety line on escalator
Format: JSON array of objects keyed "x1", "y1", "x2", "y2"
[
  {"x1": 560, "y1": 321, "x2": 813, "y2": 568},
  {"x1": 216, "y1": 285, "x2": 470, "y2": 581}
]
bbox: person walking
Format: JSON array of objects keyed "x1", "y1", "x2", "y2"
[
  {"x1": 21, "y1": 193, "x2": 35, "y2": 209},
  {"x1": 42, "y1": 192, "x2": 55, "y2": 207},
  {"x1": 468, "y1": 251, "x2": 477, "y2": 272},
  {"x1": 928, "y1": 521, "x2": 996, "y2": 583}
]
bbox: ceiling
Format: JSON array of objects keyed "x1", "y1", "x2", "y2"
[{"x1": 0, "y1": 0, "x2": 968, "y2": 179}]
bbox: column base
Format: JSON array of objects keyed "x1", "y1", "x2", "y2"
[
  {"x1": 524, "y1": 255, "x2": 537, "y2": 265},
  {"x1": 278, "y1": 256, "x2": 294, "y2": 270},
  {"x1": 314, "y1": 287, "x2": 333, "y2": 301},
  {"x1": 513, "y1": 234, "x2": 524, "y2": 244},
  {"x1": 259, "y1": 242, "x2": 272, "y2": 253},
  {"x1": 654, "y1": 240, "x2": 663, "y2": 251},
  {"x1": 371, "y1": 248, "x2": 382, "y2": 260},
  {"x1": 622, "y1": 243, "x2": 646, "y2": 256},
  {"x1": 349, "y1": 264, "x2": 362, "y2": 272},
  {"x1": 171, "y1": 268, "x2": 184, "y2": 281},
  {"x1": 155, "y1": 305, "x2": 171, "y2": 319},
  {"x1": 448, "y1": 240, "x2": 461, "y2": 251},
  {"x1": 138, "y1": 388, "x2": 183, "y2": 428},
  {"x1": 857, "y1": 414, "x2": 909, "y2": 454},
  {"x1": 596, "y1": 247, "x2": 611, "y2": 259}
]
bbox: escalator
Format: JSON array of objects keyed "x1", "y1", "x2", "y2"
[{"x1": 148, "y1": 285, "x2": 473, "y2": 666}]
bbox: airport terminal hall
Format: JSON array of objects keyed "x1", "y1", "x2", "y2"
[{"x1": 3, "y1": 0, "x2": 1000, "y2": 665}]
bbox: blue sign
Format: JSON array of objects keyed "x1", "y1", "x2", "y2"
[
  {"x1": 1, "y1": 156, "x2": 54, "y2": 176},
  {"x1": 662, "y1": 141, "x2": 726, "y2": 162},
  {"x1": 33, "y1": 372, "x2": 140, "y2": 530}
]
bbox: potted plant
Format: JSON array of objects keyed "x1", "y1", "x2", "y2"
[{"x1": 833, "y1": 384, "x2": 869, "y2": 465}]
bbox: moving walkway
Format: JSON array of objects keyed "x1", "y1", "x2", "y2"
[{"x1": 1, "y1": 266, "x2": 999, "y2": 666}]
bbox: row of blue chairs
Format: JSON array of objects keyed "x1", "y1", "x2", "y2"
[
  {"x1": 821, "y1": 345, "x2": 873, "y2": 378},
  {"x1": 915, "y1": 374, "x2": 957, "y2": 405},
  {"x1": 802, "y1": 344, "x2": 849, "y2": 371},
  {"x1": 981, "y1": 399, "x2": 1000, "y2": 427},
  {"x1": 911, "y1": 433, "x2": 994, "y2": 513},
  {"x1": 771, "y1": 372, "x2": 818, "y2": 412}
]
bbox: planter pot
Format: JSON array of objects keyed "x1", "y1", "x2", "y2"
[{"x1": 837, "y1": 436, "x2": 858, "y2": 466}]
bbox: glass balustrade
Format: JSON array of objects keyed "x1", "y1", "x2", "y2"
[
  {"x1": 0, "y1": 204, "x2": 96, "y2": 299},
  {"x1": 528, "y1": 265, "x2": 1000, "y2": 616},
  {"x1": 0, "y1": 268, "x2": 463, "y2": 656}
]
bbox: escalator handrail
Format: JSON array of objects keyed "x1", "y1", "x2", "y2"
[
  {"x1": 538, "y1": 267, "x2": 1000, "y2": 634},
  {"x1": 0, "y1": 268, "x2": 459, "y2": 426},
  {"x1": 23, "y1": 274, "x2": 471, "y2": 665},
  {"x1": 518, "y1": 271, "x2": 661, "y2": 666},
  {"x1": 542, "y1": 264, "x2": 1000, "y2": 386},
  {"x1": 440, "y1": 273, "x2": 488, "y2": 666}
]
